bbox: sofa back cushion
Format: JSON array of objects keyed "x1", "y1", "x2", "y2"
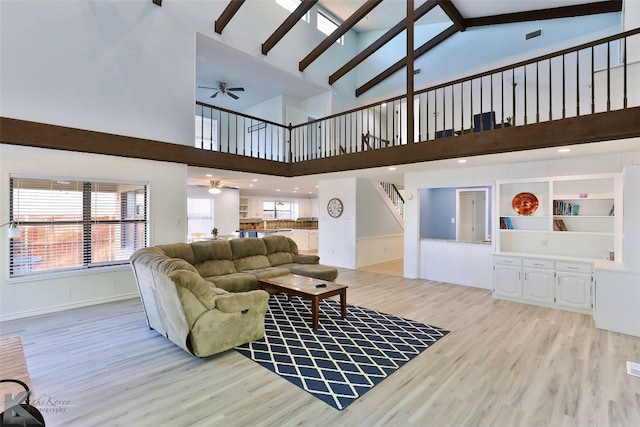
[
  {"x1": 263, "y1": 235, "x2": 294, "y2": 266},
  {"x1": 190, "y1": 240, "x2": 236, "y2": 277},
  {"x1": 157, "y1": 243, "x2": 195, "y2": 265},
  {"x1": 230, "y1": 238, "x2": 271, "y2": 271}
]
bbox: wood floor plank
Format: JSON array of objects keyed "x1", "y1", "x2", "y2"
[{"x1": 1, "y1": 267, "x2": 640, "y2": 426}]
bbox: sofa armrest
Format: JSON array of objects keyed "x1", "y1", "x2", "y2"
[
  {"x1": 292, "y1": 254, "x2": 320, "y2": 264},
  {"x1": 215, "y1": 290, "x2": 269, "y2": 313},
  {"x1": 169, "y1": 269, "x2": 226, "y2": 310}
]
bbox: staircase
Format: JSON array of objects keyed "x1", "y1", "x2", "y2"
[{"x1": 380, "y1": 181, "x2": 404, "y2": 220}]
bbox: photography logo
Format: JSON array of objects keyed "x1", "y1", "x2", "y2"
[{"x1": 2, "y1": 390, "x2": 45, "y2": 427}]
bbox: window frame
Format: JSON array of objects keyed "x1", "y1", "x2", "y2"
[
  {"x1": 8, "y1": 175, "x2": 148, "y2": 278},
  {"x1": 317, "y1": 10, "x2": 344, "y2": 45},
  {"x1": 262, "y1": 200, "x2": 293, "y2": 219}
]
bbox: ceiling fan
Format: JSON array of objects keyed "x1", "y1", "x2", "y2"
[
  {"x1": 198, "y1": 82, "x2": 245, "y2": 100},
  {"x1": 204, "y1": 180, "x2": 239, "y2": 194}
]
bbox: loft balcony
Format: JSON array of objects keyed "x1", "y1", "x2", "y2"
[
  {"x1": 192, "y1": 28, "x2": 640, "y2": 177},
  {"x1": 2, "y1": 29, "x2": 639, "y2": 175}
]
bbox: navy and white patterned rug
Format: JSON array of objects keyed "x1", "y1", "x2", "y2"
[{"x1": 235, "y1": 293, "x2": 450, "y2": 410}]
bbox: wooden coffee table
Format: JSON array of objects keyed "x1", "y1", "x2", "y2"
[{"x1": 258, "y1": 274, "x2": 347, "y2": 330}]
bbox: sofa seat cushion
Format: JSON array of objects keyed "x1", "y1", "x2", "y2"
[
  {"x1": 205, "y1": 273, "x2": 258, "y2": 293},
  {"x1": 286, "y1": 264, "x2": 339, "y2": 281},
  {"x1": 242, "y1": 266, "x2": 291, "y2": 280}
]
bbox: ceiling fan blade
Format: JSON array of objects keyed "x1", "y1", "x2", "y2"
[
  {"x1": 227, "y1": 87, "x2": 245, "y2": 91},
  {"x1": 198, "y1": 86, "x2": 218, "y2": 90},
  {"x1": 228, "y1": 92, "x2": 240, "y2": 100},
  {"x1": 210, "y1": 91, "x2": 220, "y2": 98}
]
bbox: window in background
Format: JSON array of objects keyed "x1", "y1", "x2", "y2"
[
  {"x1": 195, "y1": 115, "x2": 218, "y2": 150},
  {"x1": 263, "y1": 201, "x2": 292, "y2": 219},
  {"x1": 9, "y1": 177, "x2": 147, "y2": 277},
  {"x1": 187, "y1": 197, "x2": 214, "y2": 239},
  {"x1": 275, "y1": 0, "x2": 310, "y2": 21},
  {"x1": 317, "y1": 11, "x2": 343, "y2": 44}
]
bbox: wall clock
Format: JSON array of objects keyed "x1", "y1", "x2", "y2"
[{"x1": 327, "y1": 198, "x2": 343, "y2": 218}]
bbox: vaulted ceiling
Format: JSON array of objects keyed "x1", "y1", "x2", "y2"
[{"x1": 187, "y1": 0, "x2": 622, "y2": 110}]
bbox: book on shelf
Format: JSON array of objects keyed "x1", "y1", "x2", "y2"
[
  {"x1": 500, "y1": 217, "x2": 514, "y2": 229},
  {"x1": 505, "y1": 217, "x2": 514, "y2": 229},
  {"x1": 609, "y1": 204, "x2": 615, "y2": 216},
  {"x1": 554, "y1": 219, "x2": 568, "y2": 231},
  {"x1": 571, "y1": 204, "x2": 579, "y2": 215}
]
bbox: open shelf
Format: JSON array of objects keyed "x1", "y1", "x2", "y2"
[{"x1": 496, "y1": 173, "x2": 622, "y2": 261}]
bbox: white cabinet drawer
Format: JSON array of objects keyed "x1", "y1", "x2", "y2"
[
  {"x1": 494, "y1": 256, "x2": 522, "y2": 266},
  {"x1": 556, "y1": 262, "x2": 592, "y2": 274},
  {"x1": 523, "y1": 258, "x2": 554, "y2": 269}
]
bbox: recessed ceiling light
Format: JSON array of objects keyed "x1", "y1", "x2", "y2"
[
  {"x1": 294, "y1": 187, "x2": 299, "y2": 190},
  {"x1": 315, "y1": 185, "x2": 319, "y2": 188},
  {"x1": 249, "y1": 184, "x2": 253, "y2": 187},
  {"x1": 457, "y1": 159, "x2": 467, "y2": 163},
  {"x1": 388, "y1": 167, "x2": 397, "y2": 171},
  {"x1": 558, "y1": 148, "x2": 571, "y2": 153},
  {"x1": 252, "y1": 179, "x2": 258, "y2": 182},
  {"x1": 276, "y1": 189, "x2": 280, "y2": 192},
  {"x1": 205, "y1": 174, "x2": 212, "y2": 177}
]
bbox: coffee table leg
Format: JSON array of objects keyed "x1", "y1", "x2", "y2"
[
  {"x1": 312, "y1": 297, "x2": 319, "y2": 330},
  {"x1": 340, "y1": 289, "x2": 347, "y2": 319}
]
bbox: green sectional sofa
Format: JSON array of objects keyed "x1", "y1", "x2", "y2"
[{"x1": 130, "y1": 235, "x2": 338, "y2": 357}]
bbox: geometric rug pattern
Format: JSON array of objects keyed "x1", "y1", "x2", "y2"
[{"x1": 235, "y1": 293, "x2": 450, "y2": 410}]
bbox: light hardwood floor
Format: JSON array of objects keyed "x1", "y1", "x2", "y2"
[
  {"x1": 1, "y1": 268, "x2": 640, "y2": 426},
  {"x1": 358, "y1": 258, "x2": 404, "y2": 276}
]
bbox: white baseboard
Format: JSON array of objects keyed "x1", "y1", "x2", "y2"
[{"x1": 0, "y1": 293, "x2": 140, "y2": 322}]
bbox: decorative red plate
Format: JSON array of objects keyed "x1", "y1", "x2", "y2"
[{"x1": 512, "y1": 192, "x2": 539, "y2": 215}]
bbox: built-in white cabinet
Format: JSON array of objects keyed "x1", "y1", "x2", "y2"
[
  {"x1": 291, "y1": 229, "x2": 318, "y2": 251},
  {"x1": 492, "y1": 255, "x2": 593, "y2": 314},
  {"x1": 493, "y1": 256, "x2": 522, "y2": 298},
  {"x1": 555, "y1": 262, "x2": 592, "y2": 310},
  {"x1": 523, "y1": 258, "x2": 555, "y2": 304},
  {"x1": 297, "y1": 199, "x2": 318, "y2": 218}
]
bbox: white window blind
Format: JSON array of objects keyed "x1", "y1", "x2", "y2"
[{"x1": 9, "y1": 177, "x2": 147, "y2": 277}]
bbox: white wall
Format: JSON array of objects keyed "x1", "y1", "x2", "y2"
[
  {"x1": 318, "y1": 178, "x2": 357, "y2": 268},
  {"x1": 0, "y1": 0, "x2": 362, "y2": 149},
  {"x1": 0, "y1": 144, "x2": 187, "y2": 320}
]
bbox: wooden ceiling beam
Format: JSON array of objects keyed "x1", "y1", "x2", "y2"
[
  {"x1": 215, "y1": 0, "x2": 246, "y2": 34},
  {"x1": 299, "y1": 0, "x2": 383, "y2": 72},
  {"x1": 329, "y1": 0, "x2": 437, "y2": 85},
  {"x1": 356, "y1": 25, "x2": 457, "y2": 97},
  {"x1": 436, "y1": 0, "x2": 465, "y2": 31},
  {"x1": 466, "y1": 0, "x2": 622, "y2": 27},
  {"x1": 262, "y1": 0, "x2": 318, "y2": 55}
]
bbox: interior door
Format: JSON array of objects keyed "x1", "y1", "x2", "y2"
[{"x1": 458, "y1": 192, "x2": 475, "y2": 242}]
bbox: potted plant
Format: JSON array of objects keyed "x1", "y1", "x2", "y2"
[{"x1": 212, "y1": 227, "x2": 218, "y2": 239}]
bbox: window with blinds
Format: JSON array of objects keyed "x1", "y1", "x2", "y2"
[{"x1": 9, "y1": 177, "x2": 148, "y2": 277}]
